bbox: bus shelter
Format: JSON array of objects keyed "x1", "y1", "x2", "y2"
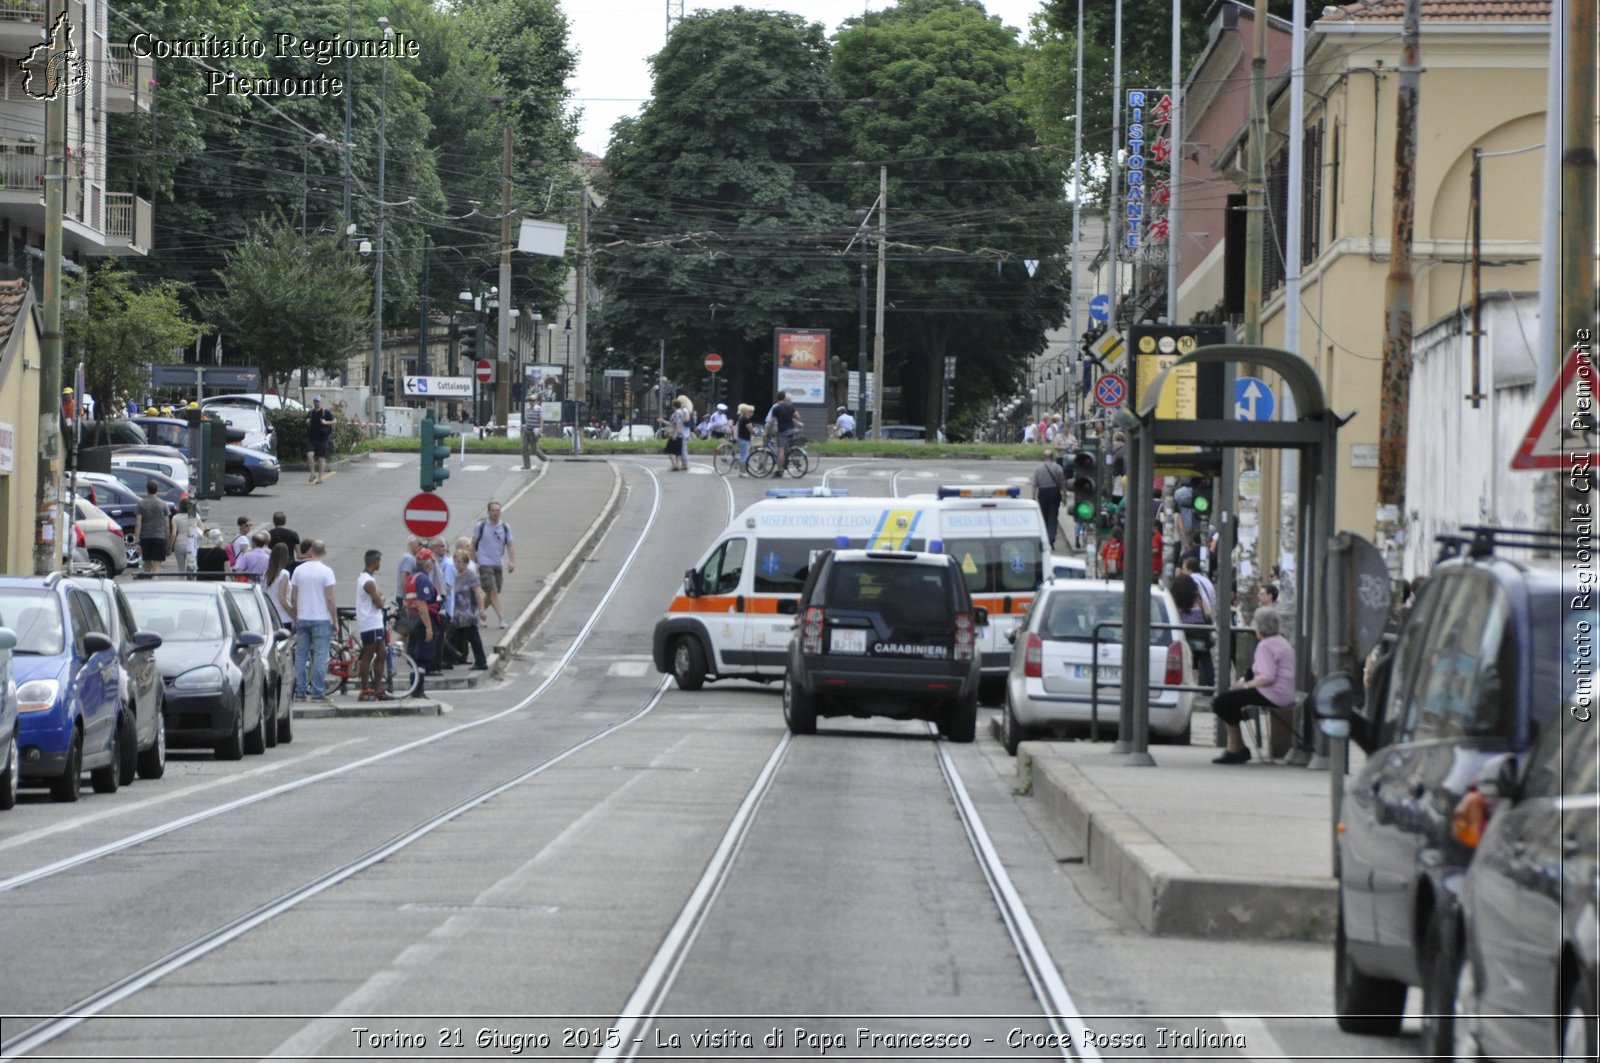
[{"x1": 1113, "y1": 345, "x2": 1348, "y2": 766}]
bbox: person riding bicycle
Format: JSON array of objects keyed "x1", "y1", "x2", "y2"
[
  {"x1": 734, "y1": 403, "x2": 756, "y2": 477},
  {"x1": 763, "y1": 391, "x2": 803, "y2": 479}
]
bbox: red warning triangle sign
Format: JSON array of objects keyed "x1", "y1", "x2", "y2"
[{"x1": 1512, "y1": 345, "x2": 1598, "y2": 470}]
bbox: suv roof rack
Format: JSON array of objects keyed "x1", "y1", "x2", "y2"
[{"x1": 1435, "y1": 524, "x2": 1573, "y2": 562}]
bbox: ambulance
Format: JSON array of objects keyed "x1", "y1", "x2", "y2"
[{"x1": 652, "y1": 486, "x2": 1048, "y2": 700}]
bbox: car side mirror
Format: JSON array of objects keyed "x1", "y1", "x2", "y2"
[
  {"x1": 776, "y1": 599, "x2": 799, "y2": 616},
  {"x1": 682, "y1": 568, "x2": 701, "y2": 597},
  {"x1": 273, "y1": 627, "x2": 292, "y2": 642},
  {"x1": 1004, "y1": 626, "x2": 1017, "y2": 644},
  {"x1": 973, "y1": 606, "x2": 989, "y2": 627},
  {"x1": 1312, "y1": 672, "x2": 1362, "y2": 744},
  {"x1": 132, "y1": 630, "x2": 163, "y2": 651},
  {"x1": 83, "y1": 632, "x2": 113, "y2": 655},
  {"x1": 1474, "y1": 752, "x2": 1521, "y2": 801},
  {"x1": 0, "y1": 627, "x2": 15, "y2": 652},
  {"x1": 237, "y1": 632, "x2": 266, "y2": 648}
]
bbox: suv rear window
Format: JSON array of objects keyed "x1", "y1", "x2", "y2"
[{"x1": 824, "y1": 562, "x2": 952, "y2": 625}]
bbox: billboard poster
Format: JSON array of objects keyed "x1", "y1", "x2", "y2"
[
  {"x1": 1124, "y1": 89, "x2": 1173, "y2": 262},
  {"x1": 773, "y1": 329, "x2": 829, "y2": 405}
]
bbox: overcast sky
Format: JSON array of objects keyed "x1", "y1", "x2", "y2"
[{"x1": 566, "y1": 0, "x2": 1049, "y2": 157}]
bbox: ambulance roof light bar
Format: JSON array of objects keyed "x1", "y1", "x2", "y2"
[{"x1": 766, "y1": 487, "x2": 850, "y2": 498}]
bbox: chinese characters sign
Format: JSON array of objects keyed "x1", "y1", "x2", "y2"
[{"x1": 1124, "y1": 90, "x2": 1173, "y2": 260}]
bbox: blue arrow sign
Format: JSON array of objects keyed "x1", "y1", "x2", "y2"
[
  {"x1": 1089, "y1": 294, "x2": 1111, "y2": 322},
  {"x1": 1234, "y1": 376, "x2": 1276, "y2": 421}
]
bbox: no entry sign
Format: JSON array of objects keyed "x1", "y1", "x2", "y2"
[
  {"x1": 475, "y1": 360, "x2": 495, "y2": 384},
  {"x1": 404, "y1": 492, "x2": 450, "y2": 539},
  {"x1": 704, "y1": 353, "x2": 723, "y2": 373}
]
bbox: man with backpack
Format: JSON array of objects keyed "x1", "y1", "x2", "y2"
[{"x1": 473, "y1": 501, "x2": 515, "y2": 629}]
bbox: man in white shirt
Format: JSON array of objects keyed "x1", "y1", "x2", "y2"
[
  {"x1": 706, "y1": 403, "x2": 731, "y2": 438},
  {"x1": 355, "y1": 549, "x2": 388, "y2": 701},
  {"x1": 287, "y1": 539, "x2": 338, "y2": 700},
  {"x1": 834, "y1": 407, "x2": 856, "y2": 439}
]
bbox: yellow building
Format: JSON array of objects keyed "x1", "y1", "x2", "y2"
[
  {"x1": 0, "y1": 278, "x2": 45, "y2": 573},
  {"x1": 1180, "y1": 1, "x2": 1549, "y2": 561}
]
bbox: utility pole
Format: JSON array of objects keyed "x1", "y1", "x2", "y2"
[
  {"x1": 418, "y1": 233, "x2": 431, "y2": 377},
  {"x1": 32, "y1": 0, "x2": 67, "y2": 573},
  {"x1": 857, "y1": 238, "x2": 868, "y2": 431},
  {"x1": 872, "y1": 164, "x2": 886, "y2": 436},
  {"x1": 574, "y1": 188, "x2": 590, "y2": 454},
  {"x1": 1561, "y1": 0, "x2": 1597, "y2": 452},
  {"x1": 1243, "y1": 0, "x2": 1269, "y2": 345},
  {"x1": 1165, "y1": 0, "x2": 1181, "y2": 322},
  {"x1": 1376, "y1": 0, "x2": 1421, "y2": 567},
  {"x1": 494, "y1": 118, "x2": 513, "y2": 435},
  {"x1": 1070, "y1": 0, "x2": 1084, "y2": 420},
  {"x1": 1109, "y1": 0, "x2": 1124, "y2": 327}
]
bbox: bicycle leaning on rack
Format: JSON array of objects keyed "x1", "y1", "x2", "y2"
[
  {"x1": 736, "y1": 431, "x2": 810, "y2": 478},
  {"x1": 327, "y1": 604, "x2": 421, "y2": 699}
]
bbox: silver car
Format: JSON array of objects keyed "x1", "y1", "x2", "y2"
[
  {"x1": 1001, "y1": 578, "x2": 1195, "y2": 753},
  {"x1": 0, "y1": 618, "x2": 18, "y2": 810},
  {"x1": 221, "y1": 582, "x2": 295, "y2": 746}
]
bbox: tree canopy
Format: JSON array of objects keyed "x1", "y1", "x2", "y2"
[{"x1": 65, "y1": 264, "x2": 205, "y2": 423}]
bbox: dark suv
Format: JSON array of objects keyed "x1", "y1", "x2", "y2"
[
  {"x1": 1315, "y1": 526, "x2": 1579, "y2": 1054},
  {"x1": 783, "y1": 549, "x2": 985, "y2": 741}
]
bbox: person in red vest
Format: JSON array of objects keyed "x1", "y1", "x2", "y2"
[
  {"x1": 1099, "y1": 525, "x2": 1125, "y2": 579},
  {"x1": 1152, "y1": 527, "x2": 1164, "y2": 582}
]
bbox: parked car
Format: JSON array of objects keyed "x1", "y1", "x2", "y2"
[
  {"x1": 1443, "y1": 707, "x2": 1599, "y2": 1061},
  {"x1": 71, "y1": 474, "x2": 141, "y2": 538},
  {"x1": 109, "y1": 450, "x2": 191, "y2": 493},
  {"x1": 1000, "y1": 577, "x2": 1194, "y2": 754},
  {"x1": 74, "y1": 418, "x2": 149, "y2": 449},
  {"x1": 614, "y1": 423, "x2": 664, "y2": 443},
  {"x1": 71, "y1": 576, "x2": 167, "y2": 782},
  {"x1": 221, "y1": 582, "x2": 294, "y2": 746},
  {"x1": 90, "y1": 465, "x2": 188, "y2": 508},
  {"x1": 200, "y1": 398, "x2": 277, "y2": 456},
  {"x1": 865, "y1": 424, "x2": 947, "y2": 443},
  {"x1": 1049, "y1": 554, "x2": 1088, "y2": 580},
  {"x1": 132, "y1": 416, "x2": 279, "y2": 494},
  {"x1": 120, "y1": 582, "x2": 267, "y2": 761},
  {"x1": 0, "y1": 618, "x2": 18, "y2": 811},
  {"x1": 0, "y1": 573, "x2": 125, "y2": 801},
  {"x1": 1312, "y1": 525, "x2": 1576, "y2": 1052},
  {"x1": 783, "y1": 548, "x2": 985, "y2": 742},
  {"x1": 61, "y1": 496, "x2": 129, "y2": 577},
  {"x1": 207, "y1": 391, "x2": 304, "y2": 412}
]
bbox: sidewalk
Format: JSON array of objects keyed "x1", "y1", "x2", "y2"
[{"x1": 1015, "y1": 718, "x2": 1356, "y2": 942}]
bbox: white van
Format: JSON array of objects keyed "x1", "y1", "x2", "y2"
[
  {"x1": 653, "y1": 486, "x2": 1048, "y2": 700},
  {"x1": 110, "y1": 451, "x2": 191, "y2": 493}
]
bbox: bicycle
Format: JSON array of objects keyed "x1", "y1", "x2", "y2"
[
  {"x1": 745, "y1": 432, "x2": 810, "y2": 478},
  {"x1": 327, "y1": 605, "x2": 421, "y2": 699}
]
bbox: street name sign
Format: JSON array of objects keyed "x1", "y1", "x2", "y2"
[
  {"x1": 403, "y1": 492, "x2": 450, "y2": 538},
  {"x1": 403, "y1": 376, "x2": 473, "y2": 398}
]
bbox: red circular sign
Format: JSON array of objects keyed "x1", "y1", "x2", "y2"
[
  {"x1": 704, "y1": 353, "x2": 724, "y2": 373},
  {"x1": 404, "y1": 492, "x2": 450, "y2": 538},
  {"x1": 475, "y1": 360, "x2": 494, "y2": 384}
]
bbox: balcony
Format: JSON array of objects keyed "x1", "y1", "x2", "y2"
[
  {"x1": 104, "y1": 42, "x2": 151, "y2": 112},
  {"x1": 103, "y1": 190, "x2": 150, "y2": 250},
  {"x1": 0, "y1": 1, "x2": 46, "y2": 54}
]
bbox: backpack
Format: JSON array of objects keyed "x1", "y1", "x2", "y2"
[{"x1": 225, "y1": 539, "x2": 239, "y2": 565}]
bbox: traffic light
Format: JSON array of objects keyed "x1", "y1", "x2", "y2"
[
  {"x1": 420, "y1": 412, "x2": 454, "y2": 491},
  {"x1": 194, "y1": 412, "x2": 227, "y2": 500},
  {"x1": 1068, "y1": 448, "x2": 1098, "y2": 523},
  {"x1": 1190, "y1": 477, "x2": 1213, "y2": 523}
]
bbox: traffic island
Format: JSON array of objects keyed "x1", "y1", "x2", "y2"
[
  {"x1": 1016, "y1": 738, "x2": 1338, "y2": 942},
  {"x1": 294, "y1": 696, "x2": 449, "y2": 718}
]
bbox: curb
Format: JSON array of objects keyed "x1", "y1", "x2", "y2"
[
  {"x1": 489, "y1": 463, "x2": 626, "y2": 679},
  {"x1": 1018, "y1": 743, "x2": 1336, "y2": 942},
  {"x1": 294, "y1": 698, "x2": 448, "y2": 718}
]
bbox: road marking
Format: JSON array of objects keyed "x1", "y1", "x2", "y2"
[
  {"x1": 373, "y1": 461, "x2": 403, "y2": 469},
  {"x1": 1218, "y1": 1013, "x2": 1290, "y2": 1058},
  {"x1": 462, "y1": 463, "x2": 490, "y2": 472},
  {"x1": 0, "y1": 740, "x2": 366, "y2": 856},
  {"x1": 607, "y1": 660, "x2": 650, "y2": 677}
]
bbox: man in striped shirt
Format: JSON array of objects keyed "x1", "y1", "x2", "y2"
[{"x1": 521, "y1": 396, "x2": 547, "y2": 468}]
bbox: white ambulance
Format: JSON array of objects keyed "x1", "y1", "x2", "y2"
[{"x1": 652, "y1": 486, "x2": 1048, "y2": 701}]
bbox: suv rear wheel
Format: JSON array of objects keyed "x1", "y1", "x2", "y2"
[{"x1": 782, "y1": 674, "x2": 816, "y2": 735}]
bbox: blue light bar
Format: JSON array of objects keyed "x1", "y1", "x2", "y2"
[
  {"x1": 929, "y1": 538, "x2": 944, "y2": 552},
  {"x1": 937, "y1": 485, "x2": 1021, "y2": 499},
  {"x1": 835, "y1": 535, "x2": 850, "y2": 547},
  {"x1": 765, "y1": 487, "x2": 850, "y2": 498}
]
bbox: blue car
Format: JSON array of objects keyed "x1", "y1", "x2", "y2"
[
  {"x1": 0, "y1": 574, "x2": 126, "y2": 802},
  {"x1": 0, "y1": 618, "x2": 18, "y2": 811},
  {"x1": 132, "y1": 416, "x2": 281, "y2": 494}
]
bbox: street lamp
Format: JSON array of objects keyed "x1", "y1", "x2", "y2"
[
  {"x1": 370, "y1": 14, "x2": 395, "y2": 421},
  {"x1": 563, "y1": 317, "x2": 573, "y2": 450}
]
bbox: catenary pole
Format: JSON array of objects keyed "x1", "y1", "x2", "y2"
[
  {"x1": 1109, "y1": 0, "x2": 1124, "y2": 329},
  {"x1": 1165, "y1": 0, "x2": 1181, "y2": 321},
  {"x1": 1070, "y1": 0, "x2": 1084, "y2": 417},
  {"x1": 872, "y1": 164, "x2": 886, "y2": 436}
]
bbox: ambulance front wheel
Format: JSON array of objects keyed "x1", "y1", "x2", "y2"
[{"x1": 672, "y1": 637, "x2": 708, "y2": 691}]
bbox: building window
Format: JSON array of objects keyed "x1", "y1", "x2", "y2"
[
  {"x1": 1329, "y1": 125, "x2": 1341, "y2": 245},
  {"x1": 1264, "y1": 147, "x2": 1289, "y2": 294},
  {"x1": 1302, "y1": 122, "x2": 1323, "y2": 266}
]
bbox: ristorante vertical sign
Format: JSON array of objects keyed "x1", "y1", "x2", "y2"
[{"x1": 1124, "y1": 90, "x2": 1174, "y2": 262}]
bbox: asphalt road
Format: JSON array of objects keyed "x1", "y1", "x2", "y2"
[{"x1": 0, "y1": 455, "x2": 1420, "y2": 1061}]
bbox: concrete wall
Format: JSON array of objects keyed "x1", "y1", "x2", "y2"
[{"x1": 0, "y1": 307, "x2": 42, "y2": 574}]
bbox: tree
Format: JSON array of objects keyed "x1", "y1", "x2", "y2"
[
  {"x1": 64, "y1": 263, "x2": 205, "y2": 433},
  {"x1": 201, "y1": 216, "x2": 372, "y2": 390},
  {"x1": 832, "y1": 0, "x2": 1073, "y2": 431},
  {"x1": 590, "y1": 7, "x2": 853, "y2": 404}
]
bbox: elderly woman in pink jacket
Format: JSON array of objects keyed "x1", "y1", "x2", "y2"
[{"x1": 1211, "y1": 607, "x2": 1297, "y2": 764}]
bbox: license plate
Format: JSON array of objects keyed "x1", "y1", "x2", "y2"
[
  {"x1": 1074, "y1": 664, "x2": 1121, "y2": 683},
  {"x1": 830, "y1": 628, "x2": 867, "y2": 654}
]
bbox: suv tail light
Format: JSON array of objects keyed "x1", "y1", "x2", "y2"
[
  {"x1": 1165, "y1": 641, "x2": 1184, "y2": 686},
  {"x1": 1452, "y1": 786, "x2": 1497, "y2": 849},
  {"x1": 1023, "y1": 632, "x2": 1043, "y2": 677},
  {"x1": 954, "y1": 612, "x2": 975, "y2": 661},
  {"x1": 801, "y1": 606, "x2": 824, "y2": 655}
]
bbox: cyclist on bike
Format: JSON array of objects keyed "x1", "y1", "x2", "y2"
[
  {"x1": 763, "y1": 391, "x2": 803, "y2": 479},
  {"x1": 355, "y1": 549, "x2": 390, "y2": 702},
  {"x1": 734, "y1": 403, "x2": 756, "y2": 477}
]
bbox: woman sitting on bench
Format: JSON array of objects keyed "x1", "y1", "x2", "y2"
[{"x1": 1211, "y1": 607, "x2": 1296, "y2": 765}]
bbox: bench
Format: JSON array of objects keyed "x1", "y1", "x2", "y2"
[{"x1": 1241, "y1": 690, "x2": 1310, "y2": 762}]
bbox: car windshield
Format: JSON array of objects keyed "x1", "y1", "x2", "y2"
[
  {"x1": 1037, "y1": 588, "x2": 1172, "y2": 646},
  {"x1": 212, "y1": 406, "x2": 265, "y2": 433},
  {"x1": 0, "y1": 590, "x2": 65, "y2": 655},
  {"x1": 124, "y1": 592, "x2": 224, "y2": 641}
]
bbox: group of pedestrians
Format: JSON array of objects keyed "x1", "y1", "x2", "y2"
[{"x1": 662, "y1": 391, "x2": 804, "y2": 477}]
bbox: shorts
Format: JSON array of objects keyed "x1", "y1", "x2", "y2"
[
  {"x1": 308, "y1": 436, "x2": 330, "y2": 458},
  {"x1": 139, "y1": 538, "x2": 167, "y2": 563},
  {"x1": 778, "y1": 429, "x2": 798, "y2": 448},
  {"x1": 360, "y1": 628, "x2": 385, "y2": 646},
  {"x1": 480, "y1": 565, "x2": 504, "y2": 593}
]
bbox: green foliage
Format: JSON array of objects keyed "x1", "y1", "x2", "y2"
[
  {"x1": 832, "y1": 0, "x2": 1073, "y2": 429},
  {"x1": 269, "y1": 407, "x2": 365, "y2": 459},
  {"x1": 591, "y1": 8, "x2": 852, "y2": 401},
  {"x1": 64, "y1": 263, "x2": 205, "y2": 423},
  {"x1": 201, "y1": 215, "x2": 372, "y2": 390}
]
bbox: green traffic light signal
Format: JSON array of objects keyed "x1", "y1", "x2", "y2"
[
  {"x1": 1191, "y1": 494, "x2": 1210, "y2": 515},
  {"x1": 1072, "y1": 499, "x2": 1096, "y2": 522},
  {"x1": 420, "y1": 413, "x2": 455, "y2": 491}
]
